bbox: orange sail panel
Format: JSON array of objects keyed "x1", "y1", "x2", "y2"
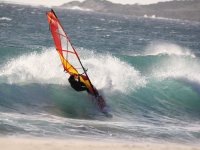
[{"x1": 46, "y1": 10, "x2": 94, "y2": 94}]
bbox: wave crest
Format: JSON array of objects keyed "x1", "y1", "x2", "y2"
[
  {"x1": 144, "y1": 41, "x2": 195, "y2": 58},
  {"x1": 0, "y1": 17, "x2": 12, "y2": 21},
  {"x1": 151, "y1": 57, "x2": 200, "y2": 95}
]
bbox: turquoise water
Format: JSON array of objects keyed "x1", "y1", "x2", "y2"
[{"x1": 0, "y1": 3, "x2": 200, "y2": 143}]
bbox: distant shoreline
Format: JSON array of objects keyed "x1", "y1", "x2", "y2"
[
  {"x1": 1, "y1": 1, "x2": 200, "y2": 22},
  {"x1": 59, "y1": 0, "x2": 200, "y2": 22}
]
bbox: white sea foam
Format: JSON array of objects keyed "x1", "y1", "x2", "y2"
[
  {"x1": 0, "y1": 48, "x2": 146, "y2": 93},
  {"x1": 144, "y1": 41, "x2": 195, "y2": 58},
  {"x1": 0, "y1": 17, "x2": 12, "y2": 21}
]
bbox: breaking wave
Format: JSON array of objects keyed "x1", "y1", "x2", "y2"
[
  {"x1": 0, "y1": 47, "x2": 146, "y2": 93},
  {"x1": 151, "y1": 56, "x2": 200, "y2": 95}
]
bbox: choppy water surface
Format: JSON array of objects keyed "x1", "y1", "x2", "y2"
[{"x1": 0, "y1": 3, "x2": 200, "y2": 143}]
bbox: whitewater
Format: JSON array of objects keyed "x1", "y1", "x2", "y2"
[{"x1": 0, "y1": 3, "x2": 200, "y2": 143}]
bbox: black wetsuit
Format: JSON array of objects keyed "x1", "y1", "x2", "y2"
[{"x1": 68, "y1": 75, "x2": 88, "y2": 92}]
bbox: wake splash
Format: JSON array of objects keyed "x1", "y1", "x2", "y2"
[{"x1": 0, "y1": 47, "x2": 146, "y2": 93}]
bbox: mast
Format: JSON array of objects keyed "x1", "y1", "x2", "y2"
[{"x1": 75, "y1": 51, "x2": 98, "y2": 97}]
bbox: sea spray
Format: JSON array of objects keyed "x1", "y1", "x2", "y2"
[{"x1": 0, "y1": 48, "x2": 146, "y2": 93}]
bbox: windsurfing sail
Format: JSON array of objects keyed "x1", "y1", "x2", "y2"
[{"x1": 46, "y1": 9, "x2": 97, "y2": 96}]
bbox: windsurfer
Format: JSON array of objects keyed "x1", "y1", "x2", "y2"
[
  {"x1": 47, "y1": 9, "x2": 107, "y2": 113},
  {"x1": 68, "y1": 74, "x2": 99, "y2": 95},
  {"x1": 68, "y1": 74, "x2": 88, "y2": 92},
  {"x1": 68, "y1": 74, "x2": 106, "y2": 111}
]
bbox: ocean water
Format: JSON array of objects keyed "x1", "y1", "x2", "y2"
[{"x1": 0, "y1": 3, "x2": 200, "y2": 143}]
